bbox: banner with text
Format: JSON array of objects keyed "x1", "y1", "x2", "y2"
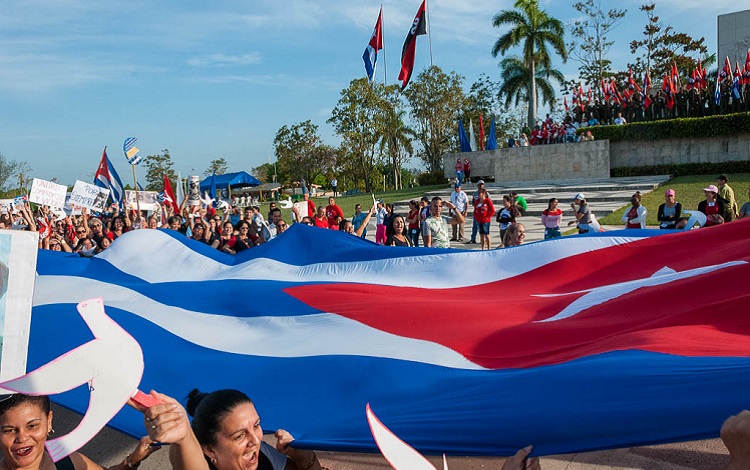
[
  {"x1": 69, "y1": 181, "x2": 110, "y2": 212},
  {"x1": 29, "y1": 178, "x2": 67, "y2": 209}
]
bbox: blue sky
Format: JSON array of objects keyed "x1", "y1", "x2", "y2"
[{"x1": 0, "y1": 0, "x2": 742, "y2": 186}]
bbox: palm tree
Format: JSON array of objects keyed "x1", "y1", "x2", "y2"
[
  {"x1": 498, "y1": 56, "x2": 564, "y2": 111},
  {"x1": 378, "y1": 107, "x2": 414, "y2": 191},
  {"x1": 492, "y1": 0, "x2": 567, "y2": 128}
]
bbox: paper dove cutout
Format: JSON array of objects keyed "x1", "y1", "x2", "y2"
[
  {"x1": 279, "y1": 197, "x2": 294, "y2": 209},
  {"x1": 216, "y1": 200, "x2": 229, "y2": 211},
  {"x1": 366, "y1": 404, "x2": 448, "y2": 470},
  {"x1": 200, "y1": 191, "x2": 215, "y2": 207},
  {"x1": 0, "y1": 298, "x2": 144, "y2": 462}
]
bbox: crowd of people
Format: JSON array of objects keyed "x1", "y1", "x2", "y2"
[
  {"x1": 1, "y1": 171, "x2": 747, "y2": 256},
  {"x1": 3, "y1": 387, "x2": 750, "y2": 469}
]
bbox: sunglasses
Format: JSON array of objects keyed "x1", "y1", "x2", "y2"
[{"x1": 278, "y1": 224, "x2": 287, "y2": 228}]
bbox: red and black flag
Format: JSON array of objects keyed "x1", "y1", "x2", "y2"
[{"x1": 398, "y1": 0, "x2": 427, "y2": 90}]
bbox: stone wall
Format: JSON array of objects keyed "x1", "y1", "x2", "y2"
[
  {"x1": 442, "y1": 140, "x2": 610, "y2": 182},
  {"x1": 610, "y1": 135, "x2": 750, "y2": 168},
  {"x1": 442, "y1": 134, "x2": 750, "y2": 182}
]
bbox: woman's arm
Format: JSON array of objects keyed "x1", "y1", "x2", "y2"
[{"x1": 354, "y1": 206, "x2": 375, "y2": 238}]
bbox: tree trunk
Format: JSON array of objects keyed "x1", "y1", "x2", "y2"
[{"x1": 528, "y1": 59, "x2": 537, "y2": 128}]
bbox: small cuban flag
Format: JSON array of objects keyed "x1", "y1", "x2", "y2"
[{"x1": 123, "y1": 137, "x2": 142, "y2": 166}]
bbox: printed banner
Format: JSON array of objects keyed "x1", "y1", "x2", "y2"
[
  {"x1": 124, "y1": 190, "x2": 160, "y2": 212},
  {"x1": 69, "y1": 181, "x2": 110, "y2": 212},
  {"x1": 29, "y1": 178, "x2": 67, "y2": 208},
  {"x1": 187, "y1": 176, "x2": 201, "y2": 206},
  {"x1": 0, "y1": 230, "x2": 38, "y2": 380}
]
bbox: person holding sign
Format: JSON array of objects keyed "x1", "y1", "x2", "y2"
[{"x1": 0, "y1": 394, "x2": 157, "y2": 470}]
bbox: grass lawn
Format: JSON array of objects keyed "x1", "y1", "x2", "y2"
[{"x1": 597, "y1": 173, "x2": 750, "y2": 226}]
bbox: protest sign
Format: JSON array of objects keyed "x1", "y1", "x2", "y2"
[
  {"x1": 294, "y1": 201, "x2": 309, "y2": 218},
  {"x1": 187, "y1": 175, "x2": 201, "y2": 206},
  {"x1": 69, "y1": 180, "x2": 110, "y2": 212},
  {"x1": 63, "y1": 194, "x2": 83, "y2": 216},
  {"x1": 0, "y1": 230, "x2": 38, "y2": 381},
  {"x1": 29, "y1": 178, "x2": 67, "y2": 208},
  {"x1": 124, "y1": 190, "x2": 160, "y2": 211}
]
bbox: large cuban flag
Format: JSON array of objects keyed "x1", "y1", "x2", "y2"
[{"x1": 30, "y1": 220, "x2": 750, "y2": 456}]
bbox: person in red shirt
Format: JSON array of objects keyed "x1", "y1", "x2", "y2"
[
  {"x1": 463, "y1": 158, "x2": 471, "y2": 183},
  {"x1": 472, "y1": 188, "x2": 495, "y2": 250},
  {"x1": 325, "y1": 197, "x2": 344, "y2": 229},
  {"x1": 313, "y1": 205, "x2": 330, "y2": 229}
]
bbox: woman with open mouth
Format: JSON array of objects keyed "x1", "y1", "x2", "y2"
[{"x1": 0, "y1": 393, "x2": 155, "y2": 470}]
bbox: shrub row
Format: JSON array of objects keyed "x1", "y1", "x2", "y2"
[
  {"x1": 578, "y1": 113, "x2": 750, "y2": 142},
  {"x1": 611, "y1": 160, "x2": 750, "y2": 178}
]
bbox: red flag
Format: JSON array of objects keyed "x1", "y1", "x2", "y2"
[
  {"x1": 663, "y1": 74, "x2": 675, "y2": 109},
  {"x1": 722, "y1": 57, "x2": 732, "y2": 80},
  {"x1": 162, "y1": 174, "x2": 177, "y2": 212},
  {"x1": 628, "y1": 67, "x2": 642, "y2": 93},
  {"x1": 398, "y1": 0, "x2": 427, "y2": 90},
  {"x1": 563, "y1": 96, "x2": 569, "y2": 112},
  {"x1": 671, "y1": 62, "x2": 680, "y2": 89},
  {"x1": 479, "y1": 114, "x2": 485, "y2": 150},
  {"x1": 744, "y1": 49, "x2": 750, "y2": 85}
]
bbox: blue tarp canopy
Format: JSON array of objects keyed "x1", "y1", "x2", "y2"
[{"x1": 199, "y1": 171, "x2": 261, "y2": 192}]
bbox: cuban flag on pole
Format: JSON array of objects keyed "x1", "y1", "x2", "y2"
[
  {"x1": 93, "y1": 147, "x2": 124, "y2": 207},
  {"x1": 363, "y1": 8, "x2": 384, "y2": 84},
  {"x1": 123, "y1": 137, "x2": 142, "y2": 166}
]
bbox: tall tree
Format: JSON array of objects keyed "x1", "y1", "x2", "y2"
[
  {"x1": 251, "y1": 163, "x2": 277, "y2": 184},
  {"x1": 403, "y1": 66, "x2": 467, "y2": 174},
  {"x1": 0, "y1": 151, "x2": 31, "y2": 194},
  {"x1": 568, "y1": 0, "x2": 627, "y2": 96},
  {"x1": 203, "y1": 158, "x2": 228, "y2": 176},
  {"x1": 328, "y1": 78, "x2": 391, "y2": 192},
  {"x1": 498, "y1": 56, "x2": 564, "y2": 110},
  {"x1": 143, "y1": 149, "x2": 176, "y2": 191},
  {"x1": 492, "y1": 0, "x2": 567, "y2": 128},
  {"x1": 629, "y1": 2, "x2": 707, "y2": 80},
  {"x1": 377, "y1": 87, "x2": 414, "y2": 191},
  {"x1": 273, "y1": 121, "x2": 334, "y2": 187}
]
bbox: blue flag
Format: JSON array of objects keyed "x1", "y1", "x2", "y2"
[
  {"x1": 458, "y1": 119, "x2": 471, "y2": 152},
  {"x1": 485, "y1": 117, "x2": 498, "y2": 150}
]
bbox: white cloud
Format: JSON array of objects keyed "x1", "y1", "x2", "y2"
[{"x1": 188, "y1": 53, "x2": 263, "y2": 67}]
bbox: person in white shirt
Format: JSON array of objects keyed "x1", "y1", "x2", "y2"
[
  {"x1": 449, "y1": 183, "x2": 469, "y2": 241},
  {"x1": 614, "y1": 112, "x2": 627, "y2": 125},
  {"x1": 375, "y1": 201, "x2": 388, "y2": 244}
]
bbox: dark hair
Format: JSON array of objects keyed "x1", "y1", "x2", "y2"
[
  {"x1": 167, "y1": 215, "x2": 182, "y2": 226},
  {"x1": 632, "y1": 191, "x2": 642, "y2": 203},
  {"x1": 235, "y1": 220, "x2": 250, "y2": 232},
  {"x1": 0, "y1": 394, "x2": 50, "y2": 418},
  {"x1": 718, "y1": 174, "x2": 729, "y2": 182},
  {"x1": 420, "y1": 196, "x2": 430, "y2": 203},
  {"x1": 186, "y1": 389, "x2": 254, "y2": 448},
  {"x1": 386, "y1": 214, "x2": 406, "y2": 237},
  {"x1": 431, "y1": 196, "x2": 442, "y2": 203},
  {"x1": 271, "y1": 208, "x2": 281, "y2": 215},
  {"x1": 547, "y1": 198, "x2": 557, "y2": 210}
]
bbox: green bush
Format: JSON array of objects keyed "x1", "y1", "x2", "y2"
[
  {"x1": 417, "y1": 170, "x2": 447, "y2": 186},
  {"x1": 577, "y1": 113, "x2": 750, "y2": 142},
  {"x1": 611, "y1": 160, "x2": 750, "y2": 178}
]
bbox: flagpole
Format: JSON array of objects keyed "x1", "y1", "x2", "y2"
[
  {"x1": 426, "y1": 0, "x2": 433, "y2": 67},
  {"x1": 381, "y1": 4, "x2": 387, "y2": 85},
  {"x1": 131, "y1": 164, "x2": 141, "y2": 216}
]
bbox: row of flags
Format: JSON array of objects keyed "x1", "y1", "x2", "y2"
[
  {"x1": 566, "y1": 50, "x2": 750, "y2": 113},
  {"x1": 458, "y1": 116, "x2": 497, "y2": 152},
  {"x1": 363, "y1": 1, "x2": 428, "y2": 90}
]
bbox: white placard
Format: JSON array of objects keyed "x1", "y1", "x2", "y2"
[
  {"x1": 63, "y1": 194, "x2": 83, "y2": 216},
  {"x1": 29, "y1": 178, "x2": 67, "y2": 209},
  {"x1": 69, "y1": 180, "x2": 110, "y2": 212},
  {"x1": 293, "y1": 201, "x2": 309, "y2": 218},
  {"x1": 124, "y1": 190, "x2": 160, "y2": 212},
  {"x1": 0, "y1": 230, "x2": 39, "y2": 381}
]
